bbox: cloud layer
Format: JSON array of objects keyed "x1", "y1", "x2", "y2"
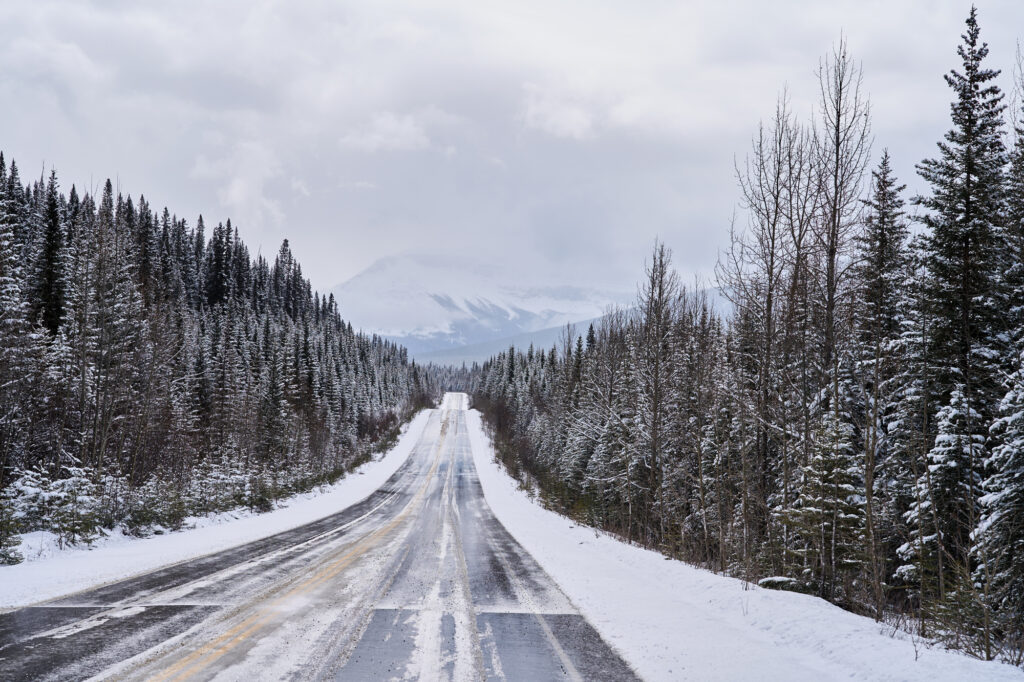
[{"x1": 1, "y1": 0, "x2": 1021, "y2": 304}]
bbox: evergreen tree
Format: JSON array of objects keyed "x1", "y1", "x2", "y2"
[
  {"x1": 906, "y1": 387, "x2": 985, "y2": 601},
  {"x1": 911, "y1": 4, "x2": 1007, "y2": 593},
  {"x1": 1004, "y1": 71, "x2": 1024, "y2": 351},
  {"x1": 975, "y1": 350, "x2": 1024, "y2": 656},
  {"x1": 915, "y1": 7, "x2": 1007, "y2": 413},
  {"x1": 32, "y1": 170, "x2": 66, "y2": 335},
  {"x1": 854, "y1": 150, "x2": 910, "y2": 615},
  {"x1": 0, "y1": 156, "x2": 32, "y2": 560},
  {"x1": 787, "y1": 396, "x2": 864, "y2": 603}
]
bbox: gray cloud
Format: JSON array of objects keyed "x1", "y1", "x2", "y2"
[{"x1": 1, "y1": 0, "x2": 1022, "y2": 306}]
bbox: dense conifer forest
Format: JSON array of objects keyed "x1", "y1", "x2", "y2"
[
  {"x1": 0, "y1": 157, "x2": 436, "y2": 561},
  {"x1": 472, "y1": 9, "x2": 1024, "y2": 664}
]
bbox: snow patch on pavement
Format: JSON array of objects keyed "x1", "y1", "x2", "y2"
[
  {"x1": 0, "y1": 410, "x2": 432, "y2": 610},
  {"x1": 465, "y1": 407, "x2": 1023, "y2": 682}
]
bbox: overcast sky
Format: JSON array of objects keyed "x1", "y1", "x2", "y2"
[{"x1": 2, "y1": 0, "x2": 1023, "y2": 298}]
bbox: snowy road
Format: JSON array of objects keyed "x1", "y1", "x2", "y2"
[{"x1": 0, "y1": 394, "x2": 637, "y2": 681}]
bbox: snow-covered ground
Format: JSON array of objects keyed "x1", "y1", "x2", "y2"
[
  {"x1": 464, "y1": 408, "x2": 1023, "y2": 682},
  {"x1": 0, "y1": 410, "x2": 431, "y2": 610}
]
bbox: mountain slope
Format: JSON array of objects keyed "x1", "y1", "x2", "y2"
[
  {"x1": 332, "y1": 254, "x2": 632, "y2": 356},
  {"x1": 412, "y1": 316, "x2": 604, "y2": 366}
]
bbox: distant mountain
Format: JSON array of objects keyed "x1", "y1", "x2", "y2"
[
  {"x1": 331, "y1": 254, "x2": 632, "y2": 361},
  {"x1": 411, "y1": 316, "x2": 605, "y2": 367}
]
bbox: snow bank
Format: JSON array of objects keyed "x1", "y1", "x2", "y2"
[
  {"x1": 465, "y1": 408, "x2": 1023, "y2": 682},
  {"x1": 0, "y1": 410, "x2": 432, "y2": 610}
]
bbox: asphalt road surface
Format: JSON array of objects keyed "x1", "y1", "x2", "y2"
[{"x1": 0, "y1": 393, "x2": 638, "y2": 681}]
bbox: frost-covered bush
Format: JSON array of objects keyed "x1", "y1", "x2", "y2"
[
  {"x1": 0, "y1": 485, "x2": 22, "y2": 565},
  {"x1": 8, "y1": 466, "x2": 102, "y2": 548},
  {"x1": 46, "y1": 467, "x2": 102, "y2": 548}
]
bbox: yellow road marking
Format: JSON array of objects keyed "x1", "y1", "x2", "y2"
[
  {"x1": 148, "y1": 616, "x2": 263, "y2": 682},
  {"x1": 149, "y1": 410, "x2": 452, "y2": 681}
]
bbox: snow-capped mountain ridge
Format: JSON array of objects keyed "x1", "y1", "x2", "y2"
[{"x1": 331, "y1": 254, "x2": 632, "y2": 356}]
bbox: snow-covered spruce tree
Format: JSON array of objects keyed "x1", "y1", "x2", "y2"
[
  {"x1": 0, "y1": 482, "x2": 21, "y2": 564},
  {"x1": 30, "y1": 170, "x2": 66, "y2": 336},
  {"x1": 561, "y1": 336, "x2": 597, "y2": 506},
  {"x1": 962, "y1": 52, "x2": 1024, "y2": 666},
  {"x1": 916, "y1": 5, "x2": 1007, "y2": 417},
  {"x1": 669, "y1": 293, "x2": 727, "y2": 565},
  {"x1": 85, "y1": 182, "x2": 149, "y2": 517},
  {"x1": 886, "y1": 238, "x2": 938, "y2": 625},
  {"x1": 852, "y1": 150, "x2": 910, "y2": 616},
  {"x1": 0, "y1": 156, "x2": 33, "y2": 561},
  {"x1": 584, "y1": 332, "x2": 641, "y2": 539},
  {"x1": 579, "y1": 311, "x2": 632, "y2": 532},
  {"x1": 47, "y1": 465, "x2": 102, "y2": 548},
  {"x1": 719, "y1": 300, "x2": 770, "y2": 579},
  {"x1": 785, "y1": 386, "x2": 865, "y2": 604},
  {"x1": 4, "y1": 161, "x2": 30, "y2": 255},
  {"x1": 633, "y1": 242, "x2": 679, "y2": 548},
  {"x1": 910, "y1": 6, "x2": 1006, "y2": 620},
  {"x1": 975, "y1": 349, "x2": 1024, "y2": 663},
  {"x1": 1004, "y1": 63, "x2": 1024, "y2": 354},
  {"x1": 0, "y1": 158, "x2": 29, "y2": 461},
  {"x1": 913, "y1": 386, "x2": 991, "y2": 651},
  {"x1": 774, "y1": 243, "x2": 822, "y2": 579},
  {"x1": 705, "y1": 329, "x2": 746, "y2": 575}
]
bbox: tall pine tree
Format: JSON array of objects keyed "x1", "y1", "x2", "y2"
[{"x1": 912, "y1": 4, "x2": 1007, "y2": 596}]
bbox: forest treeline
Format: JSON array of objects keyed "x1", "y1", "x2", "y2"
[
  {"x1": 472, "y1": 9, "x2": 1024, "y2": 663},
  {"x1": 0, "y1": 158, "x2": 436, "y2": 562}
]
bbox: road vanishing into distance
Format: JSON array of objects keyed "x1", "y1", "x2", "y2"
[{"x1": 0, "y1": 393, "x2": 638, "y2": 681}]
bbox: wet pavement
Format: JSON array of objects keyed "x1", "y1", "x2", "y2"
[{"x1": 0, "y1": 394, "x2": 639, "y2": 681}]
